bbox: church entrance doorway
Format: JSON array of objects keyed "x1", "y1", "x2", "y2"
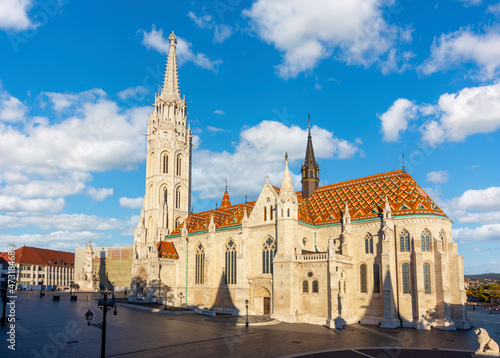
[{"x1": 264, "y1": 297, "x2": 271, "y2": 315}]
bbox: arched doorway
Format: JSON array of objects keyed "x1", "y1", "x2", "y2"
[
  {"x1": 256, "y1": 287, "x2": 271, "y2": 316},
  {"x1": 136, "y1": 267, "x2": 147, "y2": 297}
]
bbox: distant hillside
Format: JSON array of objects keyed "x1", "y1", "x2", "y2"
[{"x1": 465, "y1": 273, "x2": 500, "y2": 280}]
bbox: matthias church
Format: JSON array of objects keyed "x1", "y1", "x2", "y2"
[{"x1": 130, "y1": 32, "x2": 469, "y2": 330}]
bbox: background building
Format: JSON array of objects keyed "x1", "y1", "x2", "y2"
[
  {"x1": 74, "y1": 243, "x2": 133, "y2": 292},
  {"x1": 0, "y1": 246, "x2": 74, "y2": 290}
]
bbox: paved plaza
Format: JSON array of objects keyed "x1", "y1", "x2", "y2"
[{"x1": 1, "y1": 291, "x2": 499, "y2": 357}]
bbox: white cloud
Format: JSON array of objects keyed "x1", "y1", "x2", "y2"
[
  {"x1": 457, "y1": 0, "x2": 482, "y2": 7},
  {"x1": 214, "y1": 24, "x2": 233, "y2": 43},
  {"x1": 87, "y1": 187, "x2": 113, "y2": 202},
  {"x1": 426, "y1": 170, "x2": 448, "y2": 184},
  {"x1": 207, "y1": 126, "x2": 229, "y2": 133},
  {"x1": 380, "y1": 83, "x2": 500, "y2": 145},
  {"x1": 119, "y1": 197, "x2": 143, "y2": 210},
  {"x1": 489, "y1": 3, "x2": 500, "y2": 17},
  {"x1": 0, "y1": 85, "x2": 27, "y2": 122},
  {"x1": 0, "y1": 196, "x2": 64, "y2": 213},
  {"x1": 0, "y1": 231, "x2": 109, "y2": 253},
  {"x1": 243, "y1": 0, "x2": 412, "y2": 79},
  {"x1": 460, "y1": 211, "x2": 500, "y2": 224},
  {"x1": 187, "y1": 11, "x2": 233, "y2": 43},
  {"x1": 213, "y1": 109, "x2": 225, "y2": 115},
  {"x1": 117, "y1": 86, "x2": 148, "y2": 100},
  {"x1": 452, "y1": 187, "x2": 500, "y2": 212},
  {"x1": 192, "y1": 120, "x2": 361, "y2": 200},
  {"x1": 0, "y1": 85, "x2": 149, "y2": 225},
  {"x1": 0, "y1": 0, "x2": 34, "y2": 32},
  {"x1": 187, "y1": 11, "x2": 212, "y2": 28},
  {"x1": 420, "y1": 27, "x2": 500, "y2": 79},
  {"x1": 453, "y1": 224, "x2": 500, "y2": 243},
  {"x1": 379, "y1": 98, "x2": 416, "y2": 142},
  {"x1": 140, "y1": 25, "x2": 223, "y2": 72}
]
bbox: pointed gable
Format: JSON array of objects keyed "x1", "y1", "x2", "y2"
[{"x1": 220, "y1": 189, "x2": 231, "y2": 209}]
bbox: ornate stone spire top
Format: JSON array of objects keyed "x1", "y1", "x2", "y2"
[
  {"x1": 279, "y1": 156, "x2": 297, "y2": 202},
  {"x1": 161, "y1": 31, "x2": 180, "y2": 99}
]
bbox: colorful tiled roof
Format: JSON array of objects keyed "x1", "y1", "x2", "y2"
[
  {"x1": 168, "y1": 201, "x2": 255, "y2": 236},
  {"x1": 302, "y1": 170, "x2": 446, "y2": 225},
  {"x1": 167, "y1": 169, "x2": 445, "y2": 237},
  {"x1": 157, "y1": 241, "x2": 179, "y2": 260},
  {"x1": 0, "y1": 246, "x2": 74, "y2": 267},
  {"x1": 220, "y1": 190, "x2": 231, "y2": 209}
]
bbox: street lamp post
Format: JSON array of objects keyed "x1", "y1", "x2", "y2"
[
  {"x1": 39, "y1": 279, "x2": 44, "y2": 298},
  {"x1": 85, "y1": 287, "x2": 117, "y2": 358},
  {"x1": 245, "y1": 299, "x2": 249, "y2": 328}
]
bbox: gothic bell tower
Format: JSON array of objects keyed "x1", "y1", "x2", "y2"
[
  {"x1": 301, "y1": 115, "x2": 319, "y2": 199},
  {"x1": 133, "y1": 31, "x2": 192, "y2": 264}
]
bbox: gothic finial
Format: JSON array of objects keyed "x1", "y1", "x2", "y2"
[
  {"x1": 402, "y1": 154, "x2": 405, "y2": 172},
  {"x1": 224, "y1": 177, "x2": 228, "y2": 191},
  {"x1": 168, "y1": 31, "x2": 177, "y2": 46},
  {"x1": 307, "y1": 113, "x2": 311, "y2": 132},
  {"x1": 245, "y1": 195, "x2": 248, "y2": 203},
  {"x1": 285, "y1": 152, "x2": 288, "y2": 161},
  {"x1": 215, "y1": 203, "x2": 218, "y2": 209}
]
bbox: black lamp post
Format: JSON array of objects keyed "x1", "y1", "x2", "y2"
[
  {"x1": 85, "y1": 288, "x2": 117, "y2": 358},
  {"x1": 39, "y1": 278, "x2": 44, "y2": 298},
  {"x1": 245, "y1": 299, "x2": 249, "y2": 328}
]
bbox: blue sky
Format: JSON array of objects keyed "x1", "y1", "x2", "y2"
[{"x1": 0, "y1": 0, "x2": 499, "y2": 274}]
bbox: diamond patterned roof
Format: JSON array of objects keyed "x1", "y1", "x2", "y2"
[
  {"x1": 302, "y1": 169, "x2": 446, "y2": 224},
  {"x1": 167, "y1": 170, "x2": 445, "y2": 237},
  {"x1": 157, "y1": 241, "x2": 179, "y2": 260},
  {"x1": 168, "y1": 201, "x2": 256, "y2": 236}
]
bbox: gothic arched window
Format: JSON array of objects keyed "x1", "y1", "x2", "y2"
[
  {"x1": 262, "y1": 237, "x2": 276, "y2": 274},
  {"x1": 302, "y1": 280, "x2": 308, "y2": 293},
  {"x1": 365, "y1": 233, "x2": 373, "y2": 254},
  {"x1": 373, "y1": 263, "x2": 380, "y2": 293},
  {"x1": 312, "y1": 280, "x2": 319, "y2": 293},
  {"x1": 263, "y1": 206, "x2": 267, "y2": 221},
  {"x1": 421, "y1": 229, "x2": 431, "y2": 252},
  {"x1": 162, "y1": 153, "x2": 168, "y2": 174},
  {"x1": 400, "y1": 230, "x2": 410, "y2": 252},
  {"x1": 360, "y1": 264, "x2": 367, "y2": 293},
  {"x1": 195, "y1": 243, "x2": 205, "y2": 285},
  {"x1": 175, "y1": 217, "x2": 181, "y2": 229},
  {"x1": 224, "y1": 239, "x2": 237, "y2": 285},
  {"x1": 424, "y1": 262, "x2": 431, "y2": 294},
  {"x1": 176, "y1": 155, "x2": 182, "y2": 176},
  {"x1": 402, "y1": 263, "x2": 410, "y2": 294},
  {"x1": 269, "y1": 205, "x2": 273, "y2": 220},
  {"x1": 175, "y1": 187, "x2": 181, "y2": 209}
]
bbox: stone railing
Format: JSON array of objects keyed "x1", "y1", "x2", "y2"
[{"x1": 295, "y1": 253, "x2": 328, "y2": 261}]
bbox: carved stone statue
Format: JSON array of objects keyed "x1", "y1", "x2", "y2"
[{"x1": 475, "y1": 328, "x2": 500, "y2": 356}]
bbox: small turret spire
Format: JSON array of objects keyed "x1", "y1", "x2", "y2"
[
  {"x1": 161, "y1": 31, "x2": 180, "y2": 99},
  {"x1": 279, "y1": 155, "x2": 297, "y2": 202}
]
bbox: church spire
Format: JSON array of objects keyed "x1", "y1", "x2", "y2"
[
  {"x1": 220, "y1": 182, "x2": 232, "y2": 209},
  {"x1": 161, "y1": 31, "x2": 180, "y2": 99},
  {"x1": 279, "y1": 153, "x2": 297, "y2": 203},
  {"x1": 301, "y1": 114, "x2": 320, "y2": 199}
]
